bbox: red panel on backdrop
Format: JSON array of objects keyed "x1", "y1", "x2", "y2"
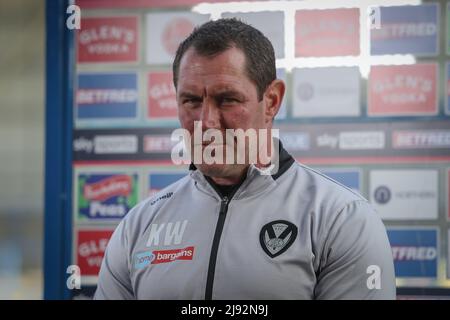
[
  {"x1": 76, "y1": 0, "x2": 229, "y2": 9},
  {"x1": 77, "y1": 16, "x2": 138, "y2": 63},
  {"x1": 369, "y1": 64, "x2": 437, "y2": 116},
  {"x1": 76, "y1": 229, "x2": 114, "y2": 277},
  {"x1": 148, "y1": 71, "x2": 178, "y2": 119},
  {"x1": 295, "y1": 8, "x2": 360, "y2": 57}
]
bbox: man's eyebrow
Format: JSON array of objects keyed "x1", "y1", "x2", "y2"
[
  {"x1": 212, "y1": 89, "x2": 245, "y2": 98},
  {"x1": 178, "y1": 92, "x2": 202, "y2": 99},
  {"x1": 178, "y1": 90, "x2": 245, "y2": 98}
]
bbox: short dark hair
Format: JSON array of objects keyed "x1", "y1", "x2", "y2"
[{"x1": 172, "y1": 18, "x2": 276, "y2": 101}]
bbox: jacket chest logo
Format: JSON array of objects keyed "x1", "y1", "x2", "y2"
[
  {"x1": 259, "y1": 220, "x2": 298, "y2": 258},
  {"x1": 146, "y1": 220, "x2": 188, "y2": 247}
]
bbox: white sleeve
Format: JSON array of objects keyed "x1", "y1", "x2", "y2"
[
  {"x1": 94, "y1": 219, "x2": 135, "y2": 300},
  {"x1": 314, "y1": 200, "x2": 396, "y2": 300}
]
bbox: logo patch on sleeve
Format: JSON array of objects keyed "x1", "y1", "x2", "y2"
[{"x1": 260, "y1": 220, "x2": 298, "y2": 258}]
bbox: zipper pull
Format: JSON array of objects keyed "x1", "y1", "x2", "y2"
[{"x1": 220, "y1": 196, "x2": 229, "y2": 214}]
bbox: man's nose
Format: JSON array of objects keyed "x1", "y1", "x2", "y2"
[{"x1": 200, "y1": 99, "x2": 221, "y2": 130}]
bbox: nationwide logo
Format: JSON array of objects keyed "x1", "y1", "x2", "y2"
[
  {"x1": 373, "y1": 186, "x2": 391, "y2": 204},
  {"x1": 83, "y1": 175, "x2": 132, "y2": 202},
  {"x1": 260, "y1": 220, "x2": 298, "y2": 258},
  {"x1": 134, "y1": 246, "x2": 195, "y2": 269}
]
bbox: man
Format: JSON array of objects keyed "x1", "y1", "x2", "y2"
[{"x1": 94, "y1": 19, "x2": 396, "y2": 299}]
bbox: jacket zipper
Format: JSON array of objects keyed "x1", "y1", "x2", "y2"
[{"x1": 205, "y1": 195, "x2": 230, "y2": 300}]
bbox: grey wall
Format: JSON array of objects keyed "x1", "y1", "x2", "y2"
[{"x1": 0, "y1": 0, "x2": 45, "y2": 273}]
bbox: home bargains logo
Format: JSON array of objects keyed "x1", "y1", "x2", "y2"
[
  {"x1": 76, "y1": 229, "x2": 113, "y2": 276},
  {"x1": 77, "y1": 173, "x2": 138, "y2": 220},
  {"x1": 77, "y1": 16, "x2": 138, "y2": 63},
  {"x1": 387, "y1": 228, "x2": 438, "y2": 278},
  {"x1": 134, "y1": 246, "x2": 194, "y2": 269},
  {"x1": 369, "y1": 64, "x2": 437, "y2": 116},
  {"x1": 76, "y1": 73, "x2": 138, "y2": 120}
]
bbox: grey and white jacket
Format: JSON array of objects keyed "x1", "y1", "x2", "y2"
[{"x1": 94, "y1": 143, "x2": 396, "y2": 300}]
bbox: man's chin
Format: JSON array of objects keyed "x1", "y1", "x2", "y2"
[{"x1": 196, "y1": 163, "x2": 246, "y2": 180}]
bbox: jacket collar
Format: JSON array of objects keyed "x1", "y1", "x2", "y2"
[{"x1": 189, "y1": 139, "x2": 295, "y2": 200}]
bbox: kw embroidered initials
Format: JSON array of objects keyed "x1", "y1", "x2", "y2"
[{"x1": 146, "y1": 220, "x2": 188, "y2": 247}]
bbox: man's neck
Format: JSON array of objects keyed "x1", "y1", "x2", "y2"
[{"x1": 209, "y1": 167, "x2": 248, "y2": 186}]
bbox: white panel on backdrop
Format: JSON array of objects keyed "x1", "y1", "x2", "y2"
[
  {"x1": 292, "y1": 67, "x2": 360, "y2": 118},
  {"x1": 146, "y1": 12, "x2": 210, "y2": 65},
  {"x1": 370, "y1": 170, "x2": 438, "y2": 220},
  {"x1": 221, "y1": 11, "x2": 285, "y2": 59}
]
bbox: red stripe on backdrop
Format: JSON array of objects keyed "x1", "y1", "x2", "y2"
[
  {"x1": 73, "y1": 155, "x2": 450, "y2": 167},
  {"x1": 76, "y1": 0, "x2": 226, "y2": 9}
]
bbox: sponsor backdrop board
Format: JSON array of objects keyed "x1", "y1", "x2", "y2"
[
  {"x1": 222, "y1": 11, "x2": 285, "y2": 59},
  {"x1": 76, "y1": 72, "x2": 139, "y2": 121},
  {"x1": 145, "y1": 12, "x2": 210, "y2": 65},
  {"x1": 62, "y1": 1, "x2": 450, "y2": 300},
  {"x1": 370, "y1": 4, "x2": 439, "y2": 56},
  {"x1": 368, "y1": 64, "x2": 438, "y2": 117},
  {"x1": 370, "y1": 170, "x2": 438, "y2": 220},
  {"x1": 77, "y1": 16, "x2": 139, "y2": 64},
  {"x1": 387, "y1": 228, "x2": 438, "y2": 278},
  {"x1": 295, "y1": 8, "x2": 360, "y2": 57},
  {"x1": 75, "y1": 228, "x2": 115, "y2": 283},
  {"x1": 292, "y1": 67, "x2": 360, "y2": 118}
]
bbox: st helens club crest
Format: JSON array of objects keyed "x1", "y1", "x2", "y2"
[{"x1": 259, "y1": 220, "x2": 298, "y2": 258}]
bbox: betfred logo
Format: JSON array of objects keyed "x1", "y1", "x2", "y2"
[
  {"x1": 76, "y1": 73, "x2": 138, "y2": 120},
  {"x1": 77, "y1": 16, "x2": 138, "y2": 63},
  {"x1": 143, "y1": 135, "x2": 176, "y2": 153},
  {"x1": 83, "y1": 175, "x2": 132, "y2": 202},
  {"x1": 152, "y1": 246, "x2": 195, "y2": 264},
  {"x1": 387, "y1": 228, "x2": 438, "y2": 278},
  {"x1": 391, "y1": 246, "x2": 437, "y2": 261}
]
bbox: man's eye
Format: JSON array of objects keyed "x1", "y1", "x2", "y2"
[
  {"x1": 221, "y1": 97, "x2": 239, "y2": 105},
  {"x1": 182, "y1": 99, "x2": 201, "y2": 107}
]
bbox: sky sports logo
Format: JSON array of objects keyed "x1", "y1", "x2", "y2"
[
  {"x1": 387, "y1": 229, "x2": 437, "y2": 278},
  {"x1": 134, "y1": 246, "x2": 194, "y2": 269}
]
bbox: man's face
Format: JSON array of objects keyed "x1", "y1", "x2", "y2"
[{"x1": 176, "y1": 46, "x2": 282, "y2": 183}]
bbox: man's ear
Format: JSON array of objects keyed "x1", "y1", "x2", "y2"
[{"x1": 263, "y1": 79, "x2": 285, "y2": 124}]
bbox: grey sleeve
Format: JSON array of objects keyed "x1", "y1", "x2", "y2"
[
  {"x1": 94, "y1": 219, "x2": 134, "y2": 300},
  {"x1": 314, "y1": 200, "x2": 396, "y2": 300}
]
